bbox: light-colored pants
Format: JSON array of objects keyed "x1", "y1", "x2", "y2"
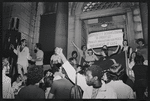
[{"x1": 17, "y1": 64, "x2": 27, "y2": 75}]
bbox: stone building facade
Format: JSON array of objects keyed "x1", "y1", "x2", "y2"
[{"x1": 2, "y1": 2, "x2": 148, "y2": 60}]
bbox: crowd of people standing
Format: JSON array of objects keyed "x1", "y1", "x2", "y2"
[{"x1": 2, "y1": 38, "x2": 148, "y2": 99}]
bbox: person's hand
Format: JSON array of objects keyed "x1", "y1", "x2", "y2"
[{"x1": 55, "y1": 47, "x2": 63, "y2": 56}]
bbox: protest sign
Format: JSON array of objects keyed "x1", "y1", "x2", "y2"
[{"x1": 87, "y1": 29, "x2": 123, "y2": 49}]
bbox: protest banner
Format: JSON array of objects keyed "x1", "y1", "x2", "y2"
[{"x1": 87, "y1": 29, "x2": 123, "y2": 49}]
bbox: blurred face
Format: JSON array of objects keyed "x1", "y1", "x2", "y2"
[
  {"x1": 17, "y1": 75, "x2": 22, "y2": 81},
  {"x1": 59, "y1": 67, "x2": 66, "y2": 77},
  {"x1": 22, "y1": 40, "x2": 27, "y2": 46},
  {"x1": 2, "y1": 58, "x2": 10, "y2": 73},
  {"x1": 102, "y1": 73, "x2": 108, "y2": 82},
  {"x1": 83, "y1": 46, "x2": 87, "y2": 51},
  {"x1": 34, "y1": 45, "x2": 37, "y2": 50},
  {"x1": 102, "y1": 45, "x2": 107, "y2": 50},
  {"x1": 85, "y1": 70, "x2": 95, "y2": 86},
  {"x1": 54, "y1": 48, "x2": 58, "y2": 54},
  {"x1": 23, "y1": 75, "x2": 27, "y2": 81},
  {"x1": 88, "y1": 50, "x2": 93, "y2": 56},
  {"x1": 77, "y1": 66, "x2": 82, "y2": 72},
  {"x1": 2, "y1": 58, "x2": 9, "y2": 67},
  {"x1": 71, "y1": 59, "x2": 77, "y2": 66},
  {"x1": 123, "y1": 41, "x2": 127, "y2": 46},
  {"x1": 138, "y1": 41, "x2": 143, "y2": 47},
  {"x1": 131, "y1": 52, "x2": 136, "y2": 59},
  {"x1": 46, "y1": 71, "x2": 52, "y2": 77},
  {"x1": 72, "y1": 53, "x2": 77, "y2": 58}
]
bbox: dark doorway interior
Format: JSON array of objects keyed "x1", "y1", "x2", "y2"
[{"x1": 39, "y1": 14, "x2": 56, "y2": 64}]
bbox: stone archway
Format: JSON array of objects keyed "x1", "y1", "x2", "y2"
[{"x1": 68, "y1": 2, "x2": 142, "y2": 58}]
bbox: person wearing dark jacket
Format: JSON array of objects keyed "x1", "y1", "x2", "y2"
[{"x1": 132, "y1": 54, "x2": 148, "y2": 99}]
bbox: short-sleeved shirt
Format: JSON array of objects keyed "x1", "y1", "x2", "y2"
[
  {"x1": 50, "y1": 78, "x2": 74, "y2": 99},
  {"x1": 17, "y1": 85, "x2": 45, "y2": 99},
  {"x1": 106, "y1": 80, "x2": 135, "y2": 99},
  {"x1": 36, "y1": 50, "x2": 44, "y2": 65},
  {"x1": 50, "y1": 54, "x2": 61, "y2": 64},
  {"x1": 85, "y1": 54, "x2": 98, "y2": 62},
  {"x1": 83, "y1": 81, "x2": 117, "y2": 99}
]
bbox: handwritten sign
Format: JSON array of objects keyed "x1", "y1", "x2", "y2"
[{"x1": 87, "y1": 29, "x2": 123, "y2": 49}]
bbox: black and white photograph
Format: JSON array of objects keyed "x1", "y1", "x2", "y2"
[{"x1": 2, "y1": 2, "x2": 148, "y2": 99}]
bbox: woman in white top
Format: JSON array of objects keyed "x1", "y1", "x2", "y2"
[
  {"x1": 126, "y1": 51, "x2": 137, "y2": 83},
  {"x1": 128, "y1": 51, "x2": 137, "y2": 69},
  {"x1": 121, "y1": 40, "x2": 132, "y2": 59}
]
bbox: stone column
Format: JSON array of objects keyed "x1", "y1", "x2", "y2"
[
  {"x1": 139, "y1": 3, "x2": 148, "y2": 45},
  {"x1": 74, "y1": 16, "x2": 82, "y2": 50},
  {"x1": 126, "y1": 11, "x2": 136, "y2": 50},
  {"x1": 55, "y1": 2, "x2": 68, "y2": 57}
]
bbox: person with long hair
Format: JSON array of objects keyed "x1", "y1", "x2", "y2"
[
  {"x1": 121, "y1": 39, "x2": 132, "y2": 58},
  {"x1": 72, "y1": 41, "x2": 88, "y2": 65},
  {"x1": 128, "y1": 51, "x2": 137, "y2": 69},
  {"x1": 69, "y1": 51, "x2": 78, "y2": 64}
]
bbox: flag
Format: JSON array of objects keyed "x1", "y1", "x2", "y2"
[{"x1": 94, "y1": 51, "x2": 126, "y2": 71}]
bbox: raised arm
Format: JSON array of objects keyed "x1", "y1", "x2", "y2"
[
  {"x1": 125, "y1": 50, "x2": 129, "y2": 76},
  {"x1": 72, "y1": 41, "x2": 82, "y2": 52},
  {"x1": 94, "y1": 55, "x2": 99, "y2": 61},
  {"x1": 10, "y1": 44, "x2": 18, "y2": 55},
  {"x1": 129, "y1": 47, "x2": 132, "y2": 58},
  {"x1": 56, "y1": 47, "x2": 76, "y2": 83},
  {"x1": 91, "y1": 48, "x2": 101, "y2": 55},
  {"x1": 112, "y1": 45, "x2": 120, "y2": 54},
  {"x1": 50, "y1": 55, "x2": 54, "y2": 67}
]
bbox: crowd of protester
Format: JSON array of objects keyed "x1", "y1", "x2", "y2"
[{"x1": 2, "y1": 38, "x2": 148, "y2": 99}]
